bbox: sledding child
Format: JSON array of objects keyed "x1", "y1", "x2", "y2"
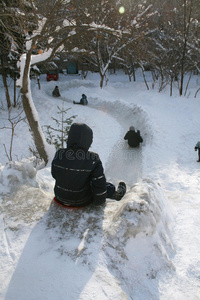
[
  {"x1": 52, "y1": 86, "x2": 61, "y2": 97},
  {"x1": 194, "y1": 141, "x2": 200, "y2": 162},
  {"x1": 124, "y1": 126, "x2": 143, "y2": 148},
  {"x1": 51, "y1": 123, "x2": 126, "y2": 207},
  {"x1": 73, "y1": 94, "x2": 88, "y2": 105}
]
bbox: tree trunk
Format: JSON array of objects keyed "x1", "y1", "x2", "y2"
[
  {"x1": 126, "y1": 66, "x2": 131, "y2": 82},
  {"x1": 100, "y1": 73, "x2": 104, "y2": 88},
  {"x1": 179, "y1": 0, "x2": 192, "y2": 96},
  {"x1": 170, "y1": 75, "x2": 173, "y2": 97},
  {"x1": 37, "y1": 76, "x2": 41, "y2": 90},
  {"x1": 21, "y1": 51, "x2": 49, "y2": 164},
  {"x1": 184, "y1": 71, "x2": 192, "y2": 96},
  {"x1": 132, "y1": 65, "x2": 136, "y2": 82},
  {"x1": 1, "y1": 55, "x2": 12, "y2": 109},
  {"x1": 179, "y1": 63, "x2": 184, "y2": 96},
  {"x1": 194, "y1": 87, "x2": 200, "y2": 98},
  {"x1": 141, "y1": 67, "x2": 149, "y2": 90},
  {"x1": 13, "y1": 71, "x2": 17, "y2": 107},
  {"x1": 21, "y1": 93, "x2": 48, "y2": 164}
]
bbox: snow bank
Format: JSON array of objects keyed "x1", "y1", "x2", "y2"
[
  {"x1": 0, "y1": 158, "x2": 37, "y2": 195},
  {"x1": 28, "y1": 178, "x2": 174, "y2": 300},
  {"x1": 0, "y1": 159, "x2": 54, "y2": 229},
  {"x1": 102, "y1": 179, "x2": 174, "y2": 299},
  {"x1": 106, "y1": 179, "x2": 172, "y2": 240}
]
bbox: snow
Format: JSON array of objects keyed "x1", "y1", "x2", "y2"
[
  {"x1": 31, "y1": 49, "x2": 53, "y2": 65},
  {"x1": 0, "y1": 70, "x2": 200, "y2": 300}
]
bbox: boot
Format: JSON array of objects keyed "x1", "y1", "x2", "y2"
[{"x1": 112, "y1": 182, "x2": 126, "y2": 201}]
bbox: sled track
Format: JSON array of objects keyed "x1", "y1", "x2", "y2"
[
  {"x1": 0, "y1": 85, "x2": 174, "y2": 300},
  {"x1": 62, "y1": 96, "x2": 152, "y2": 186}
]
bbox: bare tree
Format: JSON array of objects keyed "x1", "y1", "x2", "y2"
[
  {"x1": 142, "y1": 0, "x2": 200, "y2": 95},
  {"x1": 0, "y1": 0, "x2": 24, "y2": 108},
  {"x1": 16, "y1": 0, "x2": 123, "y2": 163},
  {"x1": 178, "y1": 0, "x2": 200, "y2": 95},
  {"x1": 71, "y1": 0, "x2": 154, "y2": 87},
  {"x1": 0, "y1": 110, "x2": 25, "y2": 161},
  {"x1": 16, "y1": 0, "x2": 78, "y2": 164}
]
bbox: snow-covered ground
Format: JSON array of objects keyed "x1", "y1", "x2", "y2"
[{"x1": 0, "y1": 71, "x2": 200, "y2": 300}]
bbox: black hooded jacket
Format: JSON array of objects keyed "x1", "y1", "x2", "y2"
[
  {"x1": 124, "y1": 130, "x2": 143, "y2": 147},
  {"x1": 52, "y1": 86, "x2": 60, "y2": 97},
  {"x1": 51, "y1": 123, "x2": 107, "y2": 207}
]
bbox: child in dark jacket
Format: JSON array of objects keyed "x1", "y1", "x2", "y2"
[
  {"x1": 52, "y1": 86, "x2": 61, "y2": 97},
  {"x1": 73, "y1": 94, "x2": 88, "y2": 105},
  {"x1": 194, "y1": 141, "x2": 200, "y2": 162},
  {"x1": 51, "y1": 123, "x2": 126, "y2": 207},
  {"x1": 124, "y1": 126, "x2": 143, "y2": 148}
]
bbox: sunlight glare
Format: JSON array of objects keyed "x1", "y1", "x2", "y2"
[{"x1": 119, "y1": 6, "x2": 125, "y2": 14}]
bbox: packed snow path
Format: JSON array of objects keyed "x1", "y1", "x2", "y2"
[
  {"x1": 43, "y1": 77, "x2": 152, "y2": 186},
  {"x1": 89, "y1": 99, "x2": 148, "y2": 186},
  {"x1": 60, "y1": 96, "x2": 151, "y2": 187}
]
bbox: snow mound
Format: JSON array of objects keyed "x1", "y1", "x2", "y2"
[
  {"x1": 1, "y1": 186, "x2": 51, "y2": 228},
  {"x1": 0, "y1": 158, "x2": 37, "y2": 195},
  {"x1": 42, "y1": 179, "x2": 174, "y2": 273},
  {"x1": 104, "y1": 179, "x2": 174, "y2": 269},
  {"x1": 0, "y1": 159, "x2": 52, "y2": 228},
  {"x1": 106, "y1": 179, "x2": 171, "y2": 240},
  {"x1": 101, "y1": 179, "x2": 175, "y2": 298},
  {"x1": 39, "y1": 179, "x2": 174, "y2": 300}
]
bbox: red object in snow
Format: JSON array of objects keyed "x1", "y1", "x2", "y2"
[
  {"x1": 53, "y1": 197, "x2": 85, "y2": 209},
  {"x1": 46, "y1": 70, "x2": 59, "y2": 81}
]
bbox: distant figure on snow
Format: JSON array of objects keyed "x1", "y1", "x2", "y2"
[
  {"x1": 52, "y1": 86, "x2": 61, "y2": 97},
  {"x1": 124, "y1": 126, "x2": 143, "y2": 148},
  {"x1": 194, "y1": 141, "x2": 200, "y2": 162},
  {"x1": 51, "y1": 123, "x2": 126, "y2": 207},
  {"x1": 73, "y1": 94, "x2": 88, "y2": 105}
]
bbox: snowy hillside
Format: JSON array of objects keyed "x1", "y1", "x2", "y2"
[{"x1": 0, "y1": 71, "x2": 200, "y2": 300}]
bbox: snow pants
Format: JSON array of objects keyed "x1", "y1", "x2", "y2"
[{"x1": 106, "y1": 182, "x2": 116, "y2": 198}]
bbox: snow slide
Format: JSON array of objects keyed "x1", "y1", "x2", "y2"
[{"x1": 0, "y1": 81, "x2": 174, "y2": 300}]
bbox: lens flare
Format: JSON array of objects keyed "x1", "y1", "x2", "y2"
[{"x1": 119, "y1": 6, "x2": 125, "y2": 14}]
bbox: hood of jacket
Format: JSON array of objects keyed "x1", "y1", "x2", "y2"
[{"x1": 67, "y1": 123, "x2": 93, "y2": 150}]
